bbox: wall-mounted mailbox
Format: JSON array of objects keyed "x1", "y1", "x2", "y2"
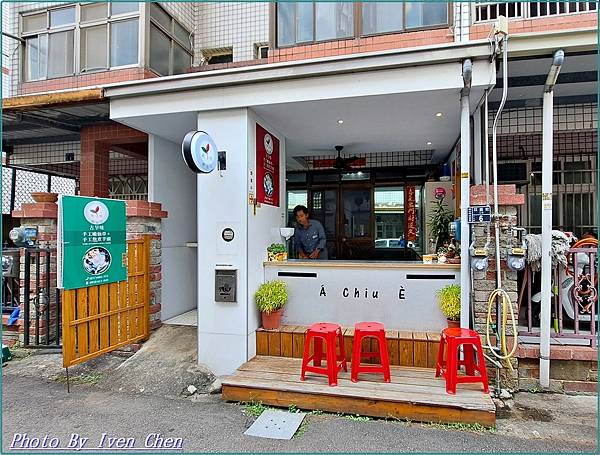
[{"x1": 215, "y1": 269, "x2": 237, "y2": 302}]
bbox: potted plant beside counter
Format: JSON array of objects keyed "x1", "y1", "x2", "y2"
[
  {"x1": 436, "y1": 284, "x2": 461, "y2": 328},
  {"x1": 255, "y1": 280, "x2": 288, "y2": 330}
]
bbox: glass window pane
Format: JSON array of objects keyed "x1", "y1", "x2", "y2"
[
  {"x1": 362, "y1": 2, "x2": 403, "y2": 35},
  {"x1": 82, "y1": 3, "x2": 107, "y2": 22},
  {"x1": 316, "y1": 2, "x2": 354, "y2": 41},
  {"x1": 296, "y1": 2, "x2": 313, "y2": 43},
  {"x1": 277, "y1": 2, "x2": 294, "y2": 46},
  {"x1": 149, "y1": 24, "x2": 171, "y2": 75},
  {"x1": 81, "y1": 25, "x2": 108, "y2": 71},
  {"x1": 25, "y1": 36, "x2": 47, "y2": 80},
  {"x1": 150, "y1": 3, "x2": 172, "y2": 31},
  {"x1": 49, "y1": 7, "x2": 75, "y2": 28},
  {"x1": 111, "y1": 19, "x2": 139, "y2": 66},
  {"x1": 173, "y1": 44, "x2": 190, "y2": 75},
  {"x1": 111, "y1": 2, "x2": 139, "y2": 15},
  {"x1": 174, "y1": 21, "x2": 191, "y2": 50},
  {"x1": 48, "y1": 30, "x2": 74, "y2": 77},
  {"x1": 287, "y1": 190, "x2": 308, "y2": 226},
  {"x1": 406, "y1": 2, "x2": 447, "y2": 28},
  {"x1": 375, "y1": 187, "x2": 405, "y2": 243},
  {"x1": 23, "y1": 13, "x2": 47, "y2": 33}
]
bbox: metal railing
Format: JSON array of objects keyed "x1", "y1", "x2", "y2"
[
  {"x1": 474, "y1": 1, "x2": 597, "y2": 22},
  {"x1": 518, "y1": 247, "x2": 597, "y2": 347}
]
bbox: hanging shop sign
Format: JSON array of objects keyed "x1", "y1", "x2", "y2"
[
  {"x1": 58, "y1": 195, "x2": 127, "y2": 290},
  {"x1": 182, "y1": 130, "x2": 218, "y2": 173},
  {"x1": 406, "y1": 185, "x2": 417, "y2": 242},
  {"x1": 256, "y1": 124, "x2": 280, "y2": 207}
]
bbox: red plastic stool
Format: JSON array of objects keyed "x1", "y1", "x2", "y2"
[
  {"x1": 300, "y1": 322, "x2": 347, "y2": 386},
  {"x1": 435, "y1": 327, "x2": 490, "y2": 394},
  {"x1": 351, "y1": 322, "x2": 391, "y2": 383}
]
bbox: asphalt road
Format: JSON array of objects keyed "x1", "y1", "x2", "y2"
[{"x1": 2, "y1": 373, "x2": 597, "y2": 453}]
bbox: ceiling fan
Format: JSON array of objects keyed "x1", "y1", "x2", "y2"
[{"x1": 333, "y1": 145, "x2": 360, "y2": 170}]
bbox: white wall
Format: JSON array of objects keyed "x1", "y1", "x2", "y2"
[
  {"x1": 246, "y1": 110, "x2": 286, "y2": 359},
  {"x1": 196, "y1": 108, "x2": 250, "y2": 375},
  {"x1": 148, "y1": 135, "x2": 197, "y2": 320}
]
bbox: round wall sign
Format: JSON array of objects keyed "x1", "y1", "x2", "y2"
[
  {"x1": 182, "y1": 131, "x2": 218, "y2": 173},
  {"x1": 84, "y1": 201, "x2": 110, "y2": 225},
  {"x1": 222, "y1": 228, "x2": 235, "y2": 242}
]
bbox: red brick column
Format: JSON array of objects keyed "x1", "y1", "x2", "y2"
[
  {"x1": 80, "y1": 128, "x2": 110, "y2": 198},
  {"x1": 470, "y1": 184, "x2": 525, "y2": 390},
  {"x1": 9, "y1": 200, "x2": 58, "y2": 346},
  {"x1": 126, "y1": 201, "x2": 168, "y2": 331}
]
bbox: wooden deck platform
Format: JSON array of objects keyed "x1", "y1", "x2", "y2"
[{"x1": 222, "y1": 356, "x2": 496, "y2": 427}]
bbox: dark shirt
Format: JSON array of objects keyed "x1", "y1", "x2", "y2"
[{"x1": 294, "y1": 219, "x2": 328, "y2": 259}]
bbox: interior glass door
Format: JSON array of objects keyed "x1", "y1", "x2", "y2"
[
  {"x1": 310, "y1": 188, "x2": 338, "y2": 259},
  {"x1": 340, "y1": 186, "x2": 373, "y2": 259}
]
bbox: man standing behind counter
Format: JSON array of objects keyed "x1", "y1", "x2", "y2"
[{"x1": 293, "y1": 205, "x2": 328, "y2": 260}]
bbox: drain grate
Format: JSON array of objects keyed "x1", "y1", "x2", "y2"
[{"x1": 244, "y1": 409, "x2": 306, "y2": 440}]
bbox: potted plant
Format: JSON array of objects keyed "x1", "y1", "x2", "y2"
[
  {"x1": 436, "y1": 284, "x2": 461, "y2": 328},
  {"x1": 427, "y1": 198, "x2": 454, "y2": 253},
  {"x1": 255, "y1": 280, "x2": 288, "y2": 330},
  {"x1": 267, "y1": 243, "x2": 287, "y2": 261}
]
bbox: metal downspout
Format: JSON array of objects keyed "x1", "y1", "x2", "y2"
[{"x1": 540, "y1": 49, "x2": 565, "y2": 388}]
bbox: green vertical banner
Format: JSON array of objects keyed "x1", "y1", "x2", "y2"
[{"x1": 58, "y1": 195, "x2": 127, "y2": 290}]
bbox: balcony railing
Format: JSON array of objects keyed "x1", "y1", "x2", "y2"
[
  {"x1": 474, "y1": 1, "x2": 597, "y2": 22},
  {"x1": 518, "y1": 247, "x2": 597, "y2": 347}
]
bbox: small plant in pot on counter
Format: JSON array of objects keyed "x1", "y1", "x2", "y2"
[
  {"x1": 255, "y1": 280, "x2": 288, "y2": 330},
  {"x1": 436, "y1": 284, "x2": 461, "y2": 328},
  {"x1": 267, "y1": 243, "x2": 287, "y2": 261}
]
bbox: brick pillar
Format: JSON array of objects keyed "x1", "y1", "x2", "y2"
[
  {"x1": 80, "y1": 126, "x2": 110, "y2": 198},
  {"x1": 126, "y1": 201, "x2": 168, "y2": 331},
  {"x1": 470, "y1": 184, "x2": 525, "y2": 390},
  {"x1": 10, "y1": 199, "x2": 58, "y2": 345}
]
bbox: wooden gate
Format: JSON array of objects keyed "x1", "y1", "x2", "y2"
[{"x1": 62, "y1": 237, "x2": 150, "y2": 368}]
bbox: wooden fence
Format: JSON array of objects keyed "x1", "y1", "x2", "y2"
[{"x1": 62, "y1": 237, "x2": 150, "y2": 368}]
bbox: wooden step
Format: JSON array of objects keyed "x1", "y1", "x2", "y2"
[
  {"x1": 222, "y1": 356, "x2": 495, "y2": 427},
  {"x1": 256, "y1": 325, "x2": 442, "y2": 369}
]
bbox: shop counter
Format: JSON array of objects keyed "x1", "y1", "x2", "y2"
[{"x1": 263, "y1": 260, "x2": 460, "y2": 332}]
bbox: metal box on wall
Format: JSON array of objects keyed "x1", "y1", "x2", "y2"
[{"x1": 215, "y1": 269, "x2": 237, "y2": 302}]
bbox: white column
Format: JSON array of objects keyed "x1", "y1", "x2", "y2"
[
  {"x1": 196, "y1": 108, "x2": 250, "y2": 375},
  {"x1": 539, "y1": 91, "x2": 554, "y2": 388},
  {"x1": 460, "y1": 94, "x2": 471, "y2": 329}
]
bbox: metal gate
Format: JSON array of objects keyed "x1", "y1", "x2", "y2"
[
  {"x1": 62, "y1": 237, "x2": 150, "y2": 367},
  {"x1": 21, "y1": 247, "x2": 62, "y2": 348}
]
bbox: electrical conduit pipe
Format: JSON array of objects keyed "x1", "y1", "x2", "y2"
[
  {"x1": 460, "y1": 59, "x2": 472, "y2": 330},
  {"x1": 540, "y1": 49, "x2": 565, "y2": 388}
]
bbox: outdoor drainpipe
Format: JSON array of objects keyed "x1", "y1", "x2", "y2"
[
  {"x1": 460, "y1": 59, "x2": 472, "y2": 329},
  {"x1": 540, "y1": 49, "x2": 564, "y2": 388}
]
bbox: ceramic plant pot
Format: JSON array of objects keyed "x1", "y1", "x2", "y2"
[
  {"x1": 31, "y1": 192, "x2": 58, "y2": 203},
  {"x1": 447, "y1": 319, "x2": 460, "y2": 329},
  {"x1": 261, "y1": 308, "x2": 283, "y2": 330}
]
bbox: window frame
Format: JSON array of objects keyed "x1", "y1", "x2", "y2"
[
  {"x1": 148, "y1": 3, "x2": 193, "y2": 76},
  {"x1": 20, "y1": 3, "x2": 141, "y2": 82},
  {"x1": 273, "y1": 2, "x2": 453, "y2": 49}
]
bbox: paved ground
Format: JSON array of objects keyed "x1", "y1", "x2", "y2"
[{"x1": 2, "y1": 349, "x2": 597, "y2": 453}]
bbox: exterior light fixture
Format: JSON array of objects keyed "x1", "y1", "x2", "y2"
[
  {"x1": 426, "y1": 141, "x2": 432, "y2": 146},
  {"x1": 337, "y1": 119, "x2": 344, "y2": 124},
  {"x1": 435, "y1": 112, "x2": 443, "y2": 117}
]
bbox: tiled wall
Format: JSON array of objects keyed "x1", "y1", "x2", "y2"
[{"x1": 195, "y1": 2, "x2": 269, "y2": 64}]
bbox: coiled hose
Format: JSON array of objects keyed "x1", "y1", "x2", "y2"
[{"x1": 485, "y1": 288, "x2": 518, "y2": 371}]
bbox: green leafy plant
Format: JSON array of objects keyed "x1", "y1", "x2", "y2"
[
  {"x1": 267, "y1": 243, "x2": 286, "y2": 253},
  {"x1": 255, "y1": 280, "x2": 288, "y2": 314},
  {"x1": 436, "y1": 284, "x2": 461, "y2": 321},
  {"x1": 428, "y1": 199, "x2": 454, "y2": 250},
  {"x1": 244, "y1": 401, "x2": 268, "y2": 416}
]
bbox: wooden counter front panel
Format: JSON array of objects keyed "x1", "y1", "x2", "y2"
[{"x1": 257, "y1": 326, "x2": 441, "y2": 368}]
